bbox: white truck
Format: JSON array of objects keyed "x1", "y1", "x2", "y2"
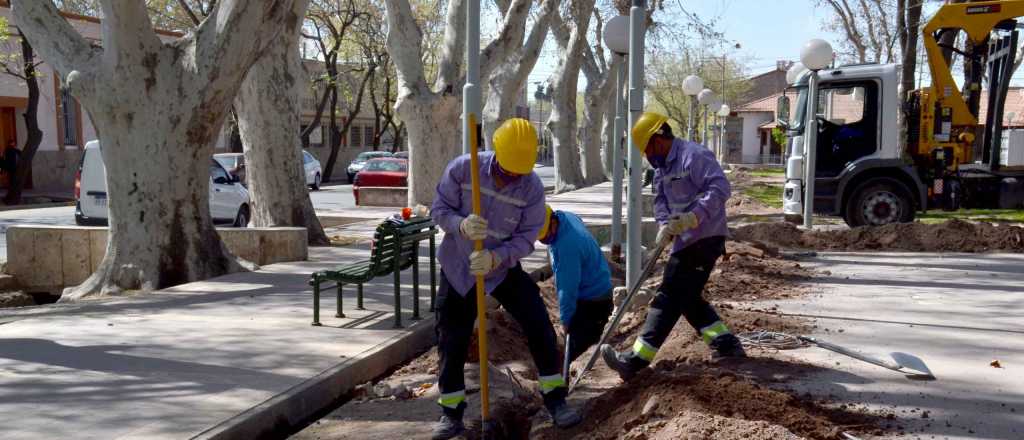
[{"x1": 777, "y1": 1, "x2": 1024, "y2": 227}]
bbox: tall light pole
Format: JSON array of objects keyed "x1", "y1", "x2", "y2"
[
  {"x1": 603, "y1": 15, "x2": 629, "y2": 262},
  {"x1": 682, "y1": 75, "x2": 703, "y2": 141},
  {"x1": 625, "y1": 0, "x2": 646, "y2": 289},
  {"x1": 697, "y1": 88, "x2": 715, "y2": 148},
  {"x1": 799, "y1": 39, "x2": 833, "y2": 230}
]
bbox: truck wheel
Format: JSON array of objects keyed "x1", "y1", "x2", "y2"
[{"x1": 844, "y1": 180, "x2": 915, "y2": 227}]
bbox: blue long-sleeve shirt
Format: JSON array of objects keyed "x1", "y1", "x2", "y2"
[{"x1": 548, "y1": 211, "x2": 613, "y2": 326}]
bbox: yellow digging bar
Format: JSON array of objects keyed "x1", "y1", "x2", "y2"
[{"x1": 467, "y1": 114, "x2": 490, "y2": 421}]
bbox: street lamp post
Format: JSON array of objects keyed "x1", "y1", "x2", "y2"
[
  {"x1": 603, "y1": 15, "x2": 629, "y2": 262},
  {"x1": 697, "y1": 88, "x2": 715, "y2": 148},
  {"x1": 625, "y1": 0, "x2": 646, "y2": 289},
  {"x1": 682, "y1": 75, "x2": 703, "y2": 142},
  {"x1": 799, "y1": 39, "x2": 833, "y2": 230}
]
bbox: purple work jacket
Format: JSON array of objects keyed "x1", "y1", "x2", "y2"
[
  {"x1": 431, "y1": 152, "x2": 547, "y2": 296},
  {"x1": 653, "y1": 138, "x2": 731, "y2": 253}
]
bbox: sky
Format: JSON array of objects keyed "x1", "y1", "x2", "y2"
[{"x1": 522, "y1": 0, "x2": 836, "y2": 92}]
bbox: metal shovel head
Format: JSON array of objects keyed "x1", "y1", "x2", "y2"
[{"x1": 890, "y1": 351, "x2": 935, "y2": 379}]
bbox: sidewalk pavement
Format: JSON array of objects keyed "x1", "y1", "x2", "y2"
[
  {"x1": 324, "y1": 182, "x2": 657, "y2": 244},
  {"x1": 0, "y1": 244, "x2": 548, "y2": 440},
  {"x1": 767, "y1": 252, "x2": 1024, "y2": 440}
]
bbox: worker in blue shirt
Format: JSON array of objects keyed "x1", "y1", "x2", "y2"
[{"x1": 538, "y1": 205, "x2": 614, "y2": 362}]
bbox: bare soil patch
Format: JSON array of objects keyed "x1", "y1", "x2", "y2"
[{"x1": 733, "y1": 219, "x2": 1024, "y2": 252}]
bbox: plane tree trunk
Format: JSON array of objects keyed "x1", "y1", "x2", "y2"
[
  {"x1": 236, "y1": 0, "x2": 329, "y2": 245},
  {"x1": 12, "y1": 0, "x2": 298, "y2": 300}
]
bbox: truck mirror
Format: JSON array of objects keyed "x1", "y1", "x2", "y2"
[{"x1": 776, "y1": 95, "x2": 791, "y2": 127}]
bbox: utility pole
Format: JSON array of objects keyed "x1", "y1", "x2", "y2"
[
  {"x1": 603, "y1": 16, "x2": 629, "y2": 262},
  {"x1": 625, "y1": 0, "x2": 646, "y2": 289}
]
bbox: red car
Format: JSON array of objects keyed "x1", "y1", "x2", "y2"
[{"x1": 353, "y1": 158, "x2": 408, "y2": 204}]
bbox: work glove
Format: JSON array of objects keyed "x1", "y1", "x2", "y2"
[
  {"x1": 657, "y1": 212, "x2": 699, "y2": 245},
  {"x1": 460, "y1": 214, "x2": 489, "y2": 241},
  {"x1": 469, "y1": 249, "x2": 501, "y2": 275}
]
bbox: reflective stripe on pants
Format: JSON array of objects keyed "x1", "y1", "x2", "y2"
[
  {"x1": 700, "y1": 320, "x2": 731, "y2": 344},
  {"x1": 437, "y1": 390, "x2": 466, "y2": 408},
  {"x1": 632, "y1": 338, "x2": 659, "y2": 362}
]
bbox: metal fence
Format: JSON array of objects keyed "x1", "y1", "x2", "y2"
[{"x1": 737, "y1": 154, "x2": 785, "y2": 165}]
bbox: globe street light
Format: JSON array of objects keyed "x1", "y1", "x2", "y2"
[
  {"x1": 799, "y1": 38, "x2": 833, "y2": 230},
  {"x1": 603, "y1": 14, "x2": 629, "y2": 261},
  {"x1": 683, "y1": 75, "x2": 703, "y2": 141}
]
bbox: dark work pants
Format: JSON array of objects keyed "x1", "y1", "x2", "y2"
[
  {"x1": 637, "y1": 236, "x2": 726, "y2": 356},
  {"x1": 566, "y1": 294, "x2": 613, "y2": 362},
  {"x1": 436, "y1": 264, "x2": 563, "y2": 411}
]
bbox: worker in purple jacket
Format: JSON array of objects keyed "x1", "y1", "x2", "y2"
[
  {"x1": 602, "y1": 112, "x2": 746, "y2": 382},
  {"x1": 429, "y1": 118, "x2": 581, "y2": 439}
]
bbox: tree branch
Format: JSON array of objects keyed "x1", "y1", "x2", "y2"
[
  {"x1": 10, "y1": 0, "x2": 101, "y2": 76},
  {"x1": 97, "y1": 0, "x2": 163, "y2": 55},
  {"x1": 176, "y1": 0, "x2": 203, "y2": 26},
  {"x1": 383, "y1": 0, "x2": 429, "y2": 93},
  {"x1": 434, "y1": 0, "x2": 466, "y2": 92},
  {"x1": 479, "y1": 0, "x2": 531, "y2": 80}
]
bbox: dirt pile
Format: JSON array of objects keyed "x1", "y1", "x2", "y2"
[
  {"x1": 726, "y1": 193, "x2": 775, "y2": 217},
  {"x1": 734, "y1": 219, "x2": 1024, "y2": 252},
  {"x1": 535, "y1": 364, "x2": 881, "y2": 440}
]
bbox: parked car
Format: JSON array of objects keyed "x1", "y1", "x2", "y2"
[
  {"x1": 75, "y1": 141, "x2": 251, "y2": 227},
  {"x1": 392, "y1": 151, "x2": 408, "y2": 159},
  {"x1": 346, "y1": 151, "x2": 392, "y2": 183},
  {"x1": 213, "y1": 152, "x2": 245, "y2": 185},
  {"x1": 352, "y1": 158, "x2": 408, "y2": 205},
  {"x1": 303, "y1": 150, "x2": 322, "y2": 190}
]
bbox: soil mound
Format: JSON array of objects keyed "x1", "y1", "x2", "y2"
[
  {"x1": 536, "y1": 365, "x2": 881, "y2": 440},
  {"x1": 733, "y1": 219, "x2": 1024, "y2": 252}
]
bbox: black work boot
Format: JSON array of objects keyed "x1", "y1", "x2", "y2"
[
  {"x1": 709, "y1": 334, "x2": 747, "y2": 360},
  {"x1": 542, "y1": 388, "x2": 582, "y2": 428},
  {"x1": 600, "y1": 344, "x2": 648, "y2": 381},
  {"x1": 431, "y1": 403, "x2": 466, "y2": 440}
]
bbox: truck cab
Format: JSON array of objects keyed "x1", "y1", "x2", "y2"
[{"x1": 777, "y1": 63, "x2": 927, "y2": 227}]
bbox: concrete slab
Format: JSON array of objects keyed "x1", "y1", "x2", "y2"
[
  {"x1": 0, "y1": 245, "x2": 446, "y2": 440},
  {"x1": 763, "y1": 252, "x2": 1024, "y2": 440}
]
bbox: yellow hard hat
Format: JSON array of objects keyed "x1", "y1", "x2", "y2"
[
  {"x1": 537, "y1": 204, "x2": 553, "y2": 240},
  {"x1": 493, "y1": 118, "x2": 538, "y2": 174},
  {"x1": 631, "y1": 112, "x2": 670, "y2": 153}
]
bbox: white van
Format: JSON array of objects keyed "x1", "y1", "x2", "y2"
[{"x1": 75, "y1": 141, "x2": 251, "y2": 227}]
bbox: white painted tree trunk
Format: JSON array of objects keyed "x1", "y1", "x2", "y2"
[
  {"x1": 601, "y1": 57, "x2": 624, "y2": 177},
  {"x1": 546, "y1": 2, "x2": 595, "y2": 193},
  {"x1": 12, "y1": 0, "x2": 298, "y2": 300},
  {"x1": 481, "y1": 0, "x2": 554, "y2": 143},
  {"x1": 385, "y1": 0, "x2": 543, "y2": 206},
  {"x1": 236, "y1": 0, "x2": 329, "y2": 246},
  {"x1": 401, "y1": 93, "x2": 462, "y2": 206},
  {"x1": 579, "y1": 77, "x2": 611, "y2": 185}
]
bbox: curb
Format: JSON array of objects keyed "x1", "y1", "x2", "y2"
[
  {"x1": 0, "y1": 201, "x2": 74, "y2": 212},
  {"x1": 193, "y1": 316, "x2": 437, "y2": 440}
]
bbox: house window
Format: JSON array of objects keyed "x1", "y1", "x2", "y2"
[
  {"x1": 364, "y1": 126, "x2": 374, "y2": 147},
  {"x1": 350, "y1": 124, "x2": 362, "y2": 147},
  {"x1": 60, "y1": 87, "x2": 79, "y2": 147}
]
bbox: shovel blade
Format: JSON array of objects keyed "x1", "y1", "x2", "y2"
[{"x1": 890, "y1": 352, "x2": 935, "y2": 379}]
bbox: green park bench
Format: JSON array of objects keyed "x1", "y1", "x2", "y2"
[{"x1": 309, "y1": 216, "x2": 438, "y2": 328}]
